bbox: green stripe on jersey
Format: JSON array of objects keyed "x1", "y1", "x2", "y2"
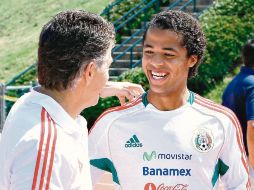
[
  {"x1": 142, "y1": 91, "x2": 194, "y2": 107},
  {"x1": 90, "y1": 158, "x2": 120, "y2": 184},
  {"x1": 187, "y1": 91, "x2": 195, "y2": 105},
  {"x1": 142, "y1": 92, "x2": 149, "y2": 107},
  {"x1": 212, "y1": 158, "x2": 229, "y2": 187}
]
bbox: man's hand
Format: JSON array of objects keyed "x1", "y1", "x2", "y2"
[{"x1": 100, "y1": 81, "x2": 145, "y2": 105}]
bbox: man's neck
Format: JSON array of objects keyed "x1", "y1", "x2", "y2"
[
  {"x1": 147, "y1": 88, "x2": 190, "y2": 111},
  {"x1": 36, "y1": 87, "x2": 82, "y2": 119}
]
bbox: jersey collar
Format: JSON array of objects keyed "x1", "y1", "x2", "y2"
[
  {"x1": 28, "y1": 88, "x2": 86, "y2": 135},
  {"x1": 141, "y1": 90, "x2": 195, "y2": 107}
]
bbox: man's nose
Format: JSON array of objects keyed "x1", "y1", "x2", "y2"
[{"x1": 151, "y1": 54, "x2": 164, "y2": 66}]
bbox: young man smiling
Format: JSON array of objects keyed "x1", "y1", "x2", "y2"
[{"x1": 89, "y1": 10, "x2": 251, "y2": 189}]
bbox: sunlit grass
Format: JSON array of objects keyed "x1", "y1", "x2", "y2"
[{"x1": 0, "y1": 0, "x2": 112, "y2": 82}]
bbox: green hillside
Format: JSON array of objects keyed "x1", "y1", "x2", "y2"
[{"x1": 0, "y1": 0, "x2": 112, "y2": 83}]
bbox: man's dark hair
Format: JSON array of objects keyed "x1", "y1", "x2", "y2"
[
  {"x1": 143, "y1": 10, "x2": 206, "y2": 78},
  {"x1": 242, "y1": 39, "x2": 254, "y2": 67},
  {"x1": 38, "y1": 10, "x2": 115, "y2": 90}
]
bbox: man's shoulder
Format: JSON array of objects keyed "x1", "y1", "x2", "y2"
[
  {"x1": 231, "y1": 70, "x2": 254, "y2": 87},
  {"x1": 6, "y1": 96, "x2": 43, "y2": 126},
  {"x1": 3, "y1": 96, "x2": 44, "y2": 144},
  {"x1": 194, "y1": 94, "x2": 236, "y2": 123},
  {"x1": 89, "y1": 97, "x2": 144, "y2": 132}
]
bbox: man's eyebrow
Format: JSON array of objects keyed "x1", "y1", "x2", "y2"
[
  {"x1": 144, "y1": 44, "x2": 153, "y2": 48},
  {"x1": 144, "y1": 44, "x2": 177, "y2": 52},
  {"x1": 162, "y1": 47, "x2": 177, "y2": 52}
]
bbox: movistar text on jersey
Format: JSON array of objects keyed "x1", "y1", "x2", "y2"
[
  {"x1": 158, "y1": 153, "x2": 192, "y2": 160},
  {"x1": 143, "y1": 167, "x2": 191, "y2": 176},
  {"x1": 143, "y1": 151, "x2": 192, "y2": 161}
]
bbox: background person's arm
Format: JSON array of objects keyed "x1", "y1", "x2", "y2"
[
  {"x1": 247, "y1": 120, "x2": 254, "y2": 167},
  {"x1": 246, "y1": 85, "x2": 254, "y2": 168}
]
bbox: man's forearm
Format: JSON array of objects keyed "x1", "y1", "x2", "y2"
[{"x1": 247, "y1": 120, "x2": 254, "y2": 167}]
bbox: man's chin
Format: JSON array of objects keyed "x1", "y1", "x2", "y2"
[
  {"x1": 90, "y1": 97, "x2": 100, "y2": 107},
  {"x1": 149, "y1": 86, "x2": 165, "y2": 94},
  {"x1": 148, "y1": 88, "x2": 172, "y2": 97},
  {"x1": 83, "y1": 97, "x2": 100, "y2": 109}
]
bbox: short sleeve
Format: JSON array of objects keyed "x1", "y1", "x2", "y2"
[
  {"x1": 219, "y1": 117, "x2": 251, "y2": 189},
  {"x1": 88, "y1": 115, "x2": 119, "y2": 186}
]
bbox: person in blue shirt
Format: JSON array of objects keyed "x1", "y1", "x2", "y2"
[{"x1": 222, "y1": 39, "x2": 254, "y2": 170}]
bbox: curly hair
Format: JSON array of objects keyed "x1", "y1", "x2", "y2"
[
  {"x1": 242, "y1": 39, "x2": 254, "y2": 68},
  {"x1": 143, "y1": 10, "x2": 206, "y2": 78},
  {"x1": 38, "y1": 10, "x2": 115, "y2": 90}
]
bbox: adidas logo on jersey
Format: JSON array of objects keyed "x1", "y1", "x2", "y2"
[{"x1": 125, "y1": 135, "x2": 143, "y2": 148}]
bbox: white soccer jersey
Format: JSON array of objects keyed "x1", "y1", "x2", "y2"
[
  {"x1": 0, "y1": 89, "x2": 92, "y2": 190},
  {"x1": 89, "y1": 91, "x2": 251, "y2": 190}
]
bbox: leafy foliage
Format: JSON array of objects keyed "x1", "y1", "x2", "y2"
[
  {"x1": 117, "y1": 67, "x2": 149, "y2": 90},
  {"x1": 102, "y1": 0, "x2": 164, "y2": 42},
  {"x1": 188, "y1": 0, "x2": 254, "y2": 95}
]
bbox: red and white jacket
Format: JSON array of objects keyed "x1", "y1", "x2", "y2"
[{"x1": 0, "y1": 89, "x2": 92, "y2": 190}]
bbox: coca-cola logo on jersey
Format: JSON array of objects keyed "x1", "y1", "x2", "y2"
[{"x1": 144, "y1": 183, "x2": 188, "y2": 190}]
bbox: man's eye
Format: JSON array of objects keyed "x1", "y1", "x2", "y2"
[
  {"x1": 165, "y1": 53, "x2": 174, "y2": 57},
  {"x1": 145, "y1": 51, "x2": 153, "y2": 55}
]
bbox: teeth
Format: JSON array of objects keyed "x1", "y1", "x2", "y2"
[{"x1": 151, "y1": 71, "x2": 167, "y2": 78}]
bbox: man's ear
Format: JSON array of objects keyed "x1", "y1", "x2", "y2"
[
  {"x1": 82, "y1": 61, "x2": 96, "y2": 85},
  {"x1": 188, "y1": 55, "x2": 198, "y2": 68}
]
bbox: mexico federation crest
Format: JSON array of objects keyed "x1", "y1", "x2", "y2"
[{"x1": 192, "y1": 128, "x2": 214, "y2": 153}]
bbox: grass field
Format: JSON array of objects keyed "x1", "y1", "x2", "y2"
[{"x1": 0, "y1": 0, "x2": 112, "y2": 83}]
